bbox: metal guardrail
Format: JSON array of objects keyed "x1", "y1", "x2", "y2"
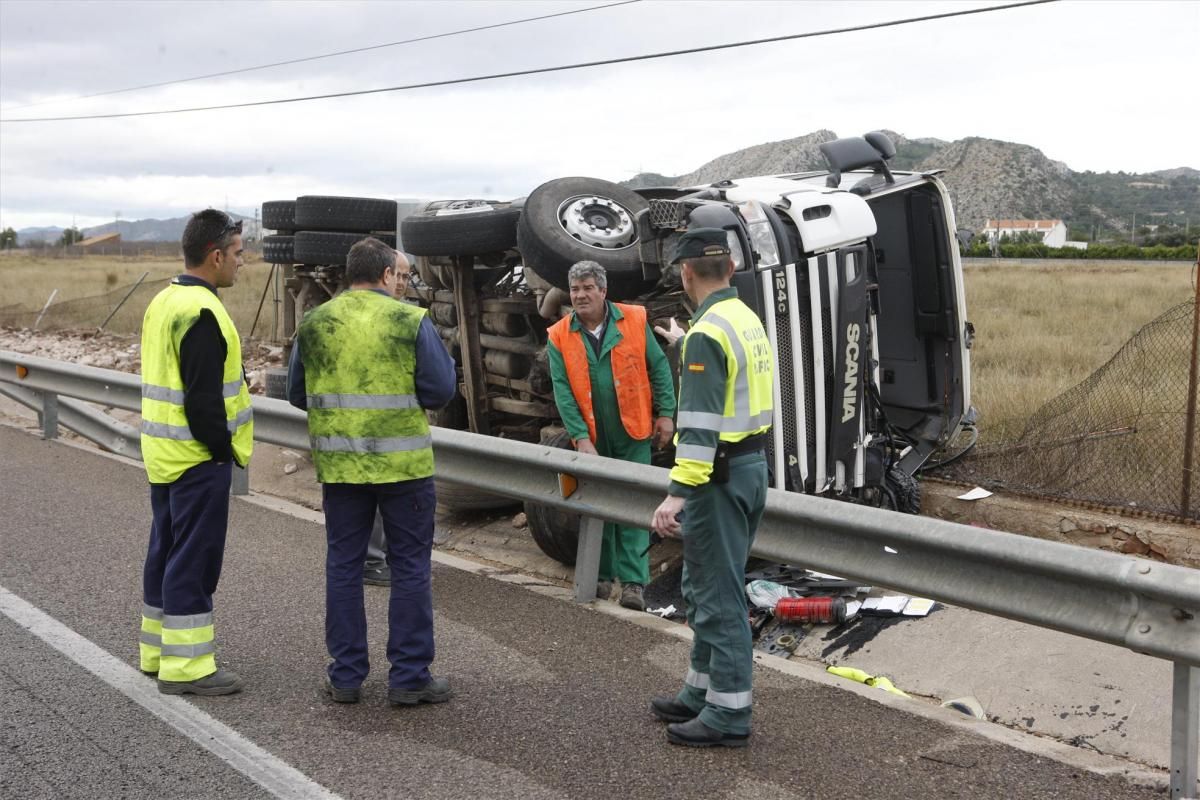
[{"x1": 1, "y1": 349, "x2": 1197, "y2": 798}]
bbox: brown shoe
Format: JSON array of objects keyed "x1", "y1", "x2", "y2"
[
  {"x1": 619, "y1": 583, "x2": 645, "y2": 611},
  {"x1": 595, "y1": 580, "x2": 614, "y2": 601}
]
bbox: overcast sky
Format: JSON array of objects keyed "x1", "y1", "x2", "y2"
[{"x1": 0, "y1": 0, "x2": 1197, "y2": 231}]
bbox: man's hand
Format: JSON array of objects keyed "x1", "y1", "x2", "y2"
[
  {"x1": 652, "y1": 494, "x2": 686, "y2": 539},
  {"x1": 574, "y1": 437, "x2": 598, "y2": 456},
  {"x1": 653, "y1": 317, "x2": 685, "y2": 346},
  {"x1": 652, "y1": 416, "x2": 675, "y2": 448}
]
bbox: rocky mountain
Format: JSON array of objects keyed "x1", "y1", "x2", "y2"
[
  {"x1": 16, "y1": 212, "x2": 254, "y2": 245},
  {"x1": 623, "y1": 132, "x2": 1199, "y2": 238}
]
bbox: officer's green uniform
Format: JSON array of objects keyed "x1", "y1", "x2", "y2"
[
  {"x1": 547, "y1": 301, "x2": 676, "y2": 585},
  {"x1": 669, "y1": 286, "x2": 773, "y2": 736}
]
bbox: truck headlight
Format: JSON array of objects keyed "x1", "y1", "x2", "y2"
[{"x1": 738, "y1": 201, "x2": 780, "y2": 269}]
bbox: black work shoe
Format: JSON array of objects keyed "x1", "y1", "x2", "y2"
[
  {"x1": 158, "y1": 668, "x2": 244, "y2": 696},
  {"x1": 595, "y1": 580, "x2": 613, "y2": 601},
  {"x1": 650, "y1": 695, "x2": 698, "y2": 723},
  {"x1": 620, "y1": 583, "x2": 646, "y2": 611},
  {"x1": 388, "y1": 676, "x2": 453, "y2": 706},
  {"x1": 666, "y1": 717, "x2": 750, "y2": 748},
  {"x1": 141, "y1": 668, "x2": 158, "y2": 677},
  {"x1": 363, "y1": 563, "x2": 390, "y2": 586},
  {"x1": 324, "y1": 677, "x2": 361, "y2": 704}
]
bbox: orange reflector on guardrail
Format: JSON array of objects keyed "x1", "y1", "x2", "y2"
[
  {"x1": 15, "y1": 365, "x2": 28, "y2": 379},
  {"x1": 558, "y1": 473, "x2": 577, "y2": 499}
]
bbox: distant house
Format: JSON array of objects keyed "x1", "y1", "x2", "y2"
[
  {"x1": 73, "y1": 232, "x2": 121, "y2": 250},
  {"x1": 981, "y1": 219, "x2": 1068, "y2": 248}
]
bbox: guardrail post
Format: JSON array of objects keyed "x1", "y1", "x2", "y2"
[
  {"x1": 38, "y1": 391, "x2": 59, "y2": 440},
  {"x1": 1171, "y1": 662, "x2": 1199, "y2": 799},
  {"x1": 573, "y1": 516, "x2": 605, "y2": 603},
  {"x1": 231, "y1": 464, "x2": 249, "y2": 496}
]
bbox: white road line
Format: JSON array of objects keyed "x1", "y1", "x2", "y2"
[{"x1": 0, "y1": 585, "x2": 343, "y2": 800}]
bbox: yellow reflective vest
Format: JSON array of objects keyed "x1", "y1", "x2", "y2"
[
  {"x1": 670, "y1": 290, "x2": 774, "y2": 490},
  {"x1": 297, "y1": 289, "x2": 434, "y2": 484},
  {"x1": 140, "y1": 282, "x2": 253, "y2": 484}
]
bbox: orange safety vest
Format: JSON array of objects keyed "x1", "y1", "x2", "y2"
[{"x1": 548, "y1": 303, "x2": 653, "y2": 443}]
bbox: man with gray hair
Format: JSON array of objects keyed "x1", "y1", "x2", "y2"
[
  {"x1": 546, "y1": 260, "x2": 676, "y2": 610},
  {"x1": 287, "y1": 236, "x2": 457, "y2": 706}
]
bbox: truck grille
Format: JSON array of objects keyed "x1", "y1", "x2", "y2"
[{"x1": 648, "y1": 200, "x2": 688, "y2": 230}]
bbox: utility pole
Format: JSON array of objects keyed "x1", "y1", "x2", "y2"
[{"x1": 1131, "y1": 212, "x2": 1136, "y2": 245}]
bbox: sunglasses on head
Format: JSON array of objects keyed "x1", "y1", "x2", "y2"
[{"x1": 205, "y1": 216, "x2": 243, "y2": 254}]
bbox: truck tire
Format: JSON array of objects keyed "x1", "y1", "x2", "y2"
[
  {"x1": 524, "y1": 431, "x2": 582, "y2": 565},
  {"x1": 884, "y1": 466, "x2": 921, "y2": 515},
  {"x1": 264, "y1": 367, "x2": 289, "y2": 400},
  {"x1": 262, "y1": 235, "x2": 294, "y2": 264},
  {"x1": 401, "y1": 204, "x2": 521, "y2": 256},
  {"x1": 293, "y1": 231, "x2": 396, "y2": 267},
  {"x1": 429, "y1": 396, "x2": 520, "y2": 512},
  {"x1": 516, "y1": 177, "x2": 651, "y2": 300},
  {"x1": 295, "y1": 195, "x2": 398, "y2": 233},
  {"x1": 262, "y1": 200, "x2": 296, "y2": 233}
]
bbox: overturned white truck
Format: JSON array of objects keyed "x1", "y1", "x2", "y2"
[{"x1": 263, "y1": 131, "x2": 975, "y2": 565}]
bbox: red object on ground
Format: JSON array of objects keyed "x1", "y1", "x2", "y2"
[{"x1": 774, "y1": 596, "x2": 847, "y2": 624}]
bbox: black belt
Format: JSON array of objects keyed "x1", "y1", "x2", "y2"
[{"x1": 717, "y1": 432, "x2": 769, "y2": 458}]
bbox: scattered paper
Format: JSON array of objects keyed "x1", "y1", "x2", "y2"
[
  {"x1": 956, "y1": 487, "x2": 993, "y2": 501},
  {"x1": 844, "y1": 600, "x2": 863, "y2": 619},
  {"x1": 862, "y1": 595, "x2": 909, "y2": 615},
  {"x1": 883, "y1": 546, "x2": 899, "y2": 554},
  {"x1": 902, "y1": 597, "x2": 936, "y2": 617},
  {"x1": 647, "y1": 605, "x2": 676, "y2": 618}
]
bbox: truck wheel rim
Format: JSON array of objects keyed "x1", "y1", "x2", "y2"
[{"x1": 556, "y1": 194, "x2": 637, "y2": 250}]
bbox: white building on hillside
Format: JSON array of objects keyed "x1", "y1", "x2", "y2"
[{"x1": 982, "y1": 218, "x2": 1068, "y2": 247}]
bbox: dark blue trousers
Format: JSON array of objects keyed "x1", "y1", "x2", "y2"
[
  {"x1": 322, "y1": 477, "x2": 436, "y2": 690},
  {"x1": 143, "y1": 460, "x2": 232, "y2": 616}
]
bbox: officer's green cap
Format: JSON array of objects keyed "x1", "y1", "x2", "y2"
[{"x1": 671, "y1": 227, "x2": 731, "y2": 264}]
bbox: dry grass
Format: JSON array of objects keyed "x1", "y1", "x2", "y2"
[
  {"x1": 0, "y1": 250, "x2": 280, "y2": 336},
  {"x1": 964, "y1": 260, "x2": 1195, "y2": 443}
]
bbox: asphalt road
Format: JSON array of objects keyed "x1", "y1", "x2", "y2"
[{"x1": 0, "y1": 424, "x2": 1160, "y2": 800}]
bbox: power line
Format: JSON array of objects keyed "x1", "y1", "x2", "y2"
[
  {"x1": 0, "y1": 0, "x2": 1057, "y2": 124},
  {"x1": 0, "y1": 1, "x2": 641, "y2": 113}
]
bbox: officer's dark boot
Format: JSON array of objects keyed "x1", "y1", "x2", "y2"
[
  {"x1": 666, "y1": 717, "x2": 750, "y2": 748},
  {"x1": 650, "y1": 695, "x2": 698, "y2": 723},
  {"x1": 388, "y1": 676, "x2": 454, "y2": 706}
]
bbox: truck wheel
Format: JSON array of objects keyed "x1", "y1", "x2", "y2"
[
  {"x1": 884, "y1": 466, "x2": 921, "y2": 515},
  {"x1": 295, "y1": 195, "x2": 398, "y2": 233},
  {"x1": 429, "y1": 396, "x2": 520, "y2": 512},
  {"x1": 293, "y1": 231, "x2": 396, "y2": 266},
  {"x1": 524, "y1": 431, "x2": 581, "y2": 565},
  {"x1": 401, "y1": 202, "x2": 521, "y2": 256},
  {"x1": 262, "y1": 235, "x2": 294, "y2": 264},
  {"x1": 262, "y1": 200, "x2": 296, "y2": 233},
  {"x1": 264, "y1": 367, "x2": 288, "y2": 400},
  {"x1": 516, "y1": 177, "x2": 651, "y2": 300}
]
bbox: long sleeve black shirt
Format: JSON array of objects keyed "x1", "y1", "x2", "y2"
[{"x1": 174, "y1": 274, "x2": 235, "y2": 462}]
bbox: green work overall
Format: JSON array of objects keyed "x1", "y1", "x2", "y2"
[
  {"x1": 668, "y1": 287, "x2": 773, "y2": 735},
  {"x1": 548, "y1": 302, "x2": 676, "y2": 585}
]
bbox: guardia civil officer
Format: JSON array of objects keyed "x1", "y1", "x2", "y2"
[
  {"x1": 139, "y1": 209, "x2": 253, "y2": 695},
  {"x1": 650, "y1": 227, "x2": 773, "y2": 747},
  {"x1": 287, "y1": 237, "x2": 457, "y2": 705}
]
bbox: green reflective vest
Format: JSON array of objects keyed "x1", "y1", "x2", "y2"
[
  {"x1": 670, "y1": 294, "x2": 774, "y2": 488},
  {"x1": 297, "y1": 289, "x2": 434, "y2": 484},
  {"x1": 140, "y1": 282, "x2": 254, "y2": 484}
]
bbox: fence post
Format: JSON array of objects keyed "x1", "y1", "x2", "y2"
[
  {"x1": 33, "y1": 289, "x2": 59, "y2": 331},
  {"x1": 1170, "y1": 662, "x2": 1199, "y2": 799},
  {"x1": 573, "y1": 516, "x2": 605, "y2": 603},
  {"x1": 97, "y1": 271, "x2": 150, "y2": 333},
  {"x1": 1182, "y1": 256, "x2": 1200, "y2": 517},
  {"x1": 38, "y1": 391, "x2": 59, "y2": 440},
  {"x1": 231, "y1": 464, "x2": 249, "y2": 496}
]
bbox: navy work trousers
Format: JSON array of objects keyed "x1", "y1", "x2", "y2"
[
  {"x1": 143, "y1": 460, "x2": 233, "y2": 616},
  {"x1": 322, "y1": 477, "x2": 436, "y2": 690}
]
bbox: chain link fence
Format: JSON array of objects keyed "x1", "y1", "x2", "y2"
[
  {"x1": 0, "y1": 267, "x2": 283, "y2": 339},
  {"x1": 945, "y1": 300, "x2": 1200, "y2": 520}
]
